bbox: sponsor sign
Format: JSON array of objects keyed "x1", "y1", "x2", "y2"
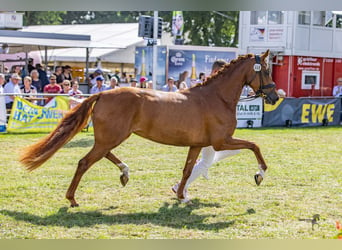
[{"x1": 263, "y1": 98, "x2": 341, "y2": 127}]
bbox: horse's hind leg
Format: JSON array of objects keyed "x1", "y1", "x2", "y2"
[
  {"x1": 105, "y1": 152, "x2": 129, "y2": 186},
  {"x1": 177, "y1": 146, "x2": 202, "y2": 202},
  {"x1": 66, "y1": 144, "x2": 110, "y2": 207}
]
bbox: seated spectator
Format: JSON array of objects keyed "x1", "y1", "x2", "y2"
[
  {"x1": 4, "y1": 73, "x2": 22, "y2": 110},
  {"x1": 178, "y1": 81, "x2": 188, "y2": 91},
  {"x1": 161, "y1": 77, "x2": 178, "y2": 92},
  {"x1": 130, "y1": 78, "x2": 138, "y2": 87},
  {"x1": 21, "y1": 76, "x2": 38, "y2": 105},
  {"x1": 90, "y1": 76, "x2": 108, "y2": 94},
  {"x1": 139, "y1": 76, "x2": 148, "y2": 88},
  {"x1": 332, "y1": 77, "x2": 342, "y2": 97},
  {"x1": 68, "y1": 81, "x2": 83, "y2": 97},
  {"x1": 60, "y1": 80, "x2": 71, "y2": 94},
  {"x1": 43, "y1": 75, "x2": 62, "y2": 104},
  {"x1": 106, "y1": 77, "x2": 120, "y2": 90},
  {"x1": 90, "y1": 69, "x2": 103, "y2": 87}
]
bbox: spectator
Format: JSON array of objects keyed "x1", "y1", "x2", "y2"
[
  {"x1": 43, "y1": 75, "x2": 62, "y2": 104},
  {"x1": 106, "y1": 77, "x2": 119, "y2": 90},
  {"x1": 147, "y1": 80, "x2": 153, "y2": 89},
  {"x1": 112, "y1": 70, "x2": 120, "y2": 83},
  {"x1": 90, "y1": 69, "x2": 103, "y2": 87},
  {"x1": 27, "y1": 58, "x2": 35, "y2": 74},
  {"x1": 30, "y1": 69, "x2": 43, "y2": 93},
  {"x1": 198, "y1": 72, "x2": 206, "y2": 83},
  {"x1": 139, "y1": 76, "x2": 148, "y2": 88},
  {"x1": 120, "y1": 72, "x2": 128, "y2": 84},
  {"x1": 62, "y1": 65, "x2": 73, "y2": 81},
  {"x1": 90, "y1": 75, "x2": 108, "y2": 94},
  {"x1": 54, "y1": 66, "x2": 64, "y2": 84},
  {"x1": 11, "y1": 66, "x2": 23, "y2": 84},
  {"x1": 68, "y1": 81, "x2": 83, "y2": 97},
  {"x1": 178, "y1": 81, "x2": 188, "y2": 91},
  {"x1": 161, "y1": 77, "x2": 178, "y2": 92},
  {"x1": 0, "y1": 73, "x2": 6, "y2": 114},
  {"x1": 60, "y1": 80, "x2": 72, "y2": 94},
  {"x1": 332, "y1": 77, "x2": 342, "y2": 97},
  {"x1": 4, "y1": 73, "x2": 22, "y2": 110},
  {"x1": 36, "y1": 64, "x2": 49, "y2": 90},
  {"x1": 130, "y1": 78, "x2": 138, "y2": 87},
  {"x1": 21, "y1": 76, "x2": 38, "y2": 105}
]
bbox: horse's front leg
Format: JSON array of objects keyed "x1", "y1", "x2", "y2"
[
  {"x1": 177, "y1": 146, "x2": 202, "y2": 202},
  {"x1": 213, "y1": 137, "x2": 267, "y2": 186}
]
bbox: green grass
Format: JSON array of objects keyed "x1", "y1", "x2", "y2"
[{"x1": 0, "y1": 127, "x2": 341, "y2": 239}]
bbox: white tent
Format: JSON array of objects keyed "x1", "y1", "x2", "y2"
[{"x1": 20, "y1": 23, "x2": 145, "y2": 64}]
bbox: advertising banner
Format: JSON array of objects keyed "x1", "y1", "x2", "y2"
[
  {"x1": 236, "y1": 98, "x2": 263, "y2": 128},
  {"x1": 172, "y1": 11, "x2": 184, "y2": 37},
  {"x1": 7, "y1": 96, "x2": 70, "y2": 133},
  {"x1": 263, "y1": 98, "x2": 341, "y2": 127},
  {"x1": 135, "y1": 46, "x2": 167, "y2": 90},
  {"x1": 168, "y1": 48, "x2": 237, "y2": 87}
]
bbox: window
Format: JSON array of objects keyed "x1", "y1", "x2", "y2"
[
  {"x1": 298, "y1": 11, "x2": 311, "y2": 25},
  {"x1": 251, "y1": 11, "x2": 267, "y2": 25},
  {"x1": 301, "y1": 71, "x2": 320, "y2": 90},
  {"x1": 313, "y1": 11, "x2": 325, "y2": 26},
  {"x1": 336, "y1": 14, "x2": 342, "y2": 28},
  {"x1": 268, "y1": 11, "x2": 284, "y2": 24}
]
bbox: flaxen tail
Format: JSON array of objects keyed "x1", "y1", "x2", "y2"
[{"x1": 19, "y1": 94, "x2": 100, "y2": 171}]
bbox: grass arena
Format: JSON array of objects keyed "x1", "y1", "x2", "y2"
[{"x1": 0, "y1": 127, "x2": 341, "y2": 239}]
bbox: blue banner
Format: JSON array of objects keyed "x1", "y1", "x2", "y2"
[{"x1": 263, "y1": 97, "x2": 341, "y2": 127}]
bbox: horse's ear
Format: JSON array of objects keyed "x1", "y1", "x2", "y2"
[
  {"x1": 262, "y1": 49, "x2": 270, "y2": 69},
  {"x1": 261, "y1": 49, "x2": 270, "y2": 60}
]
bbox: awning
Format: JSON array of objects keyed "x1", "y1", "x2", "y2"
[{"x1": 0, "y1": 29, "x2": 124, "y2": 49}]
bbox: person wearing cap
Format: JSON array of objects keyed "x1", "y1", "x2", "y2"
[
  {"x1": 90, "y1": 69, "x2": 103, "y2": 87},
  {"x1": 130, "y1": 78, "x2": 138, "y2": 88},
  {"x1": 139, "y1": 76, "x2": 148, "y2": 88},
  {"x1": 161, "y1": 77, "x2": 178, "y2": 92},
  {"x1": 90, "y1": 75, "x2": 108, "y2": 94},
  {"x1": 43, "y1": 75, "x2": 62, "y2": 104},
  {"x1": 4, "y1": 73, "x2": 22, "y2": 110}
]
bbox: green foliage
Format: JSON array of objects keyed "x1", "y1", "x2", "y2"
[
  {"x1": 0, "y1": 127, "x2": 341, "y2": 239},
  {"x1": 22, "y1": 11, "x2": 239, "y2": 47}
]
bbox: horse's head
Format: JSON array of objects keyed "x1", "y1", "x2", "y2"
[{"x1": 246, "y1": 50, "x2": 279, "y2": 105}]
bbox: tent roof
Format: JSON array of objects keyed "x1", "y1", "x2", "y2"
[{"x1": 20, "y1": 23, "x2": 144, "y2": 49}]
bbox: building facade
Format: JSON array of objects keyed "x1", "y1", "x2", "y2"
[{"x1": 239, "y1": 11, "x2": 342, "y2": 97}]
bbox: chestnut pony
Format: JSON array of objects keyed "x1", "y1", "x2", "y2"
[{"x1": 20, "y1": 50, "x2": 279, "y2": 207}]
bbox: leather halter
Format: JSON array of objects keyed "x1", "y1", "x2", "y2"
[{"x1": 245, "y1": 55, "x2": 275, "y2": 97}]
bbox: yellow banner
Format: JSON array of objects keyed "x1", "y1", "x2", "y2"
[{"x1": 7, "y1": 96, "x2": 70, "y2": 133}]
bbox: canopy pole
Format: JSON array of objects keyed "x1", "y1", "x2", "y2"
[{"x1": 85, "y1": 47, "x2": 90, "y2": 93}]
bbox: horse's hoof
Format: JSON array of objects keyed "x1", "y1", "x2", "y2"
[
  {"x1": 70, "y1": 203, "x2": 79, "y2": 208},
  {"x1": 180, "y1": 197, "x2": 191, "y2": 204},
  {"x1": 120, "y1": 174, "x2": 129, "y2": 187},
  {"x1": 254, "y1": 174, "x2": 263, "y2": 186}
]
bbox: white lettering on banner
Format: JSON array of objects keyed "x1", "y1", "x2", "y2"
[
  {"x1": 204, "y1": 55, "x2": 231, "y2": 64},
  {"x1": 236, "y1": 98, "x2": 263, "y2": 128},
  {"x1": 297, "y1": 57, "x2": 321, "y2": 67}
]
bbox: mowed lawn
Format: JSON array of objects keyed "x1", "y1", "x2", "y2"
[{"x1": 0, "y1": 127, "x2": 341, "y2": 239}]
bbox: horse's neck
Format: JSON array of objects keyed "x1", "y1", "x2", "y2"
[{"x1": 215, "y1": 61, "x2": 249, "y2": 106}]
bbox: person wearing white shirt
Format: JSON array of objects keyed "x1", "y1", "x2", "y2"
[
  {"x1": 4, "y1": 73, "x2": 22, "y2": 110},
  {"x1": 332, "y1": 77, "x2": 342, "y2": 97}
]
